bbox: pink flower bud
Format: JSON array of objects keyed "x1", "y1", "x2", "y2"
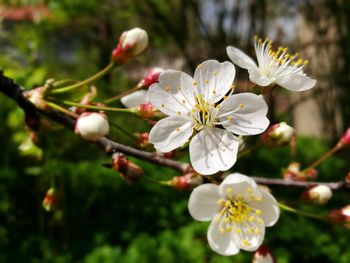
[
  {"x1": 261, "y1": 122, "x2": 295, "y2": 147},
  {"x1": 340, "y1": 128, "x2": 350, "y2": 146},
  {"x1": 171, "y1": 173, "x2": 203, "y2": 190},
  {"x1": 283, "y1": 162, "x2": 318, "y2": 181},
  {"x1": 141, "y1": 67, "x2": 164, "y2": 88},
  {"x1": 137, "y1": 103, "x2": 154, "y2": 119},
  {"x1": 302, "y1": 185, "x2": 332, "y2": 205},
  {"x1": 42, "y1": 188, "x2": 58, "y2": 212},
  {"x1": 253, "y1": 245, "x2": 276, "y2": 263},
  {"x1": 112, "y1": 28, "x2": 148, "y2": 64},
  {"x1": 328, "y1": 205, "x2": 350, "y2": 228},
  {"x1": 75, "y1": 112, "x2": 109, "y2": 141},
  {"x1": 136, "y1": 132, "x2": 150, "y2": 147},
  {"x1": 112, "y1": 153, "x2": 143, "y2": 185}
]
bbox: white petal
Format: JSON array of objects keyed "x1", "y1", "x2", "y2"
[
  {"x1": 218, "y1": 93, "x2": 269, "y2": 135},
  {"x1": 120, "y1": 90, "x2": 149, "y2": 108},
  {"x1": 207, "y1": 219, "x2": 240, "y2": 256},
  {"x1": 227, "y1": 46, "x2": 258, "y2": 70},
  {"x1": 188, "y1": 184, "x2": 220, "y2": 221},
  {"x1": 148, "y1": 70, "x2": 195, "y2": 116},
  {"x1": 276, "y1": 73, "x2": 316, "y2": 92},
  {"x1": 234, "y1": 220, "x2": 265, "y2": 251},
  {"x1": 194, "y1": 60, "x2": 235, "y2": 103},
  {"x1": 189, "y1": 128, "x2": 239, "y2": 175},
  {"x1": 251, "y1": 190, "x2": 280, "y2": 227},
  {"x1": 248, "y1": 67, "x2": 274, "y2": 87},
  {"x1": 219, "y1": 173, "x2": 260, "y2": 198},
  {"x1": 149, "y1": 116, "x2": 193, "y2": 152}
]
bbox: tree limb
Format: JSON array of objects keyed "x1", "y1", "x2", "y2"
[{"x1": 0, "y1": 72, "x2": 348, "y2": 190}]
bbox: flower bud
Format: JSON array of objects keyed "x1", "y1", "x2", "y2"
[
  {"x1": 42, "y1": 187, "x2": 58, "y2": 212},
  {"x1": 302, "y1": 185, "x2": 332, "y2": 205},
  {"x1": 111, "y1": 27, "x2": 148, "y2": 64},
  {"x1": 140, "y1": 67, "x2": 164, "y2": 88},
  {"x1": 328, "y1": 205, "x2": 350, "y2": 228},
  {"x1": 345, "y1": 172, "x2": 350, "y2": 184},
  {"x1": 24, "y1": 87, "x2": 48, "y2": 110},
  {"x1": 171, "y1": 173, "x2": 203, "y2": 190},
  {"x1": 339, "y1": 128, "x2": 350, "y2": 146},
  {"x1": 252, "y1": 245, "x2": 276, "y2": 263},
  {"x1": 283, "y1": 162, "x2": 317, "y2": 181},
  {"x1": 112, "y1": 153, "x2": 143, "y2": 185},
  {"x1": 136, "y1": 103, "x2": 154, "y2": 119},
  {"x1": 75, "y1": 112, "x2": 109, "y2": 141},
  {"x1": 136, "y1": 132, "x2": 150, "y2": 148},
  {"x1": 261, "y1": 122, "x2": 295, "y2": 147}
]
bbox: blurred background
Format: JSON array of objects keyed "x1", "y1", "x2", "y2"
[{"x1": 0, "y1": 0, "x2": 349, "y2": 262}]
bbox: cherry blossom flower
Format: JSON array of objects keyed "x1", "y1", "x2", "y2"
[
  {"x1": 75, "y1": 112, "x2": 109, "y2": 141},
  {"x1": 188, "y1": 173, "x2": 280, "y2": 256},
  {"x1": 227, "y1": 37, "x2": 316, "y2": 91},
  {"x1": 148, "y1": 60, "x2": 269, "y2": 175}
]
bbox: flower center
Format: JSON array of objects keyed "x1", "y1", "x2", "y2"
[
  {"x1": 254, "y1": 36, "x2": 309, "y2": 78},
  {"x1": 215, "y1": 187, "x2": 263, "y2": 242},
  {"x1": 191, "y1": 94, "x2": 219, "y2": 130}
]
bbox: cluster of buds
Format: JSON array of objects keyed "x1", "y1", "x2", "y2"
[
  {"x1": 301, "y1": 185, "x2": 333, "y2": 205},
  {"x1": 283, "y1": 162, "x2": 317, "y2": 181},
  {"x1": 111, "y1": 27, "x2": 148, "y2": 64},
  {"x1": 112, "y1": 153, "x2": 143, "y2": 185},
  {"x1": 328, "y1": 205, "x2": 350, "y2": 228},
  {"x1": 170, "y1": 173, "x2": 203, "y2": 190},
  {"x1": 261, "y1": 122, "x2": 295, "y2": 147},
  {"x1": 75, "y1": 112, "x2": 109, "y2": 141},
  {"x1": 252, "y1": 245, "x2": 276, "y2": 263},
  {"x1": 42, "y1": 187, "x2": 58, "y2": 212}
]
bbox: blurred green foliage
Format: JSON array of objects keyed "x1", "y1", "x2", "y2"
[{"x1": 0, "y1": 1, "x2": 350, "y2": 262}]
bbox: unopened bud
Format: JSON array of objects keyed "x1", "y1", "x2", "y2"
[
  {"x1": 140, "y1": 67, "x2": 164, "y2": 88},
  {"x1": 136, "y1": 132, "x2": 150, "y2": 148},
  {"x1": 137, "y1": 103, "x2": 154, "y2": 119},
  {"x1": 339, "y1": 128, "x2": 350, "y2": 146},
  {"x1": 253, "y1": 245, "x2": 276, "y2": 263},
  {"x1": 283, "y1": 162, "x2": 317, "y2": 181},
  {"x1": 328, "y1": 205, "x2": 350, "y2": 228},
  {"x1": 261, "y1": 122, "x2": 295, "y2": 147},
  {"x1": 111, "y1": 28, "x2": 148, "y2": 64},
  {"x1": 42, "y1": 187, "x2": 58, "y2": 212},
  {"x1": 171, "y1": 173, "x2": 203, "y2": 190},
  {"x1": 302, "y1": 185, "x2": 332, "y2": 205},
  {"x1": 75, "y1": 112, "x2": 109, "y2": 141},
  {"x1": 24, "y1": 87, "x2": 48, "y2": 110},
  {"x1": 112, "y1": 153, "x2": 143, "y2": 185}
]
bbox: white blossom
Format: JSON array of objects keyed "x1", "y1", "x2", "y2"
[
  {"x1": 188, "y1": 173, "x2": 280, "y2": 256},
  {"x1": 227, "y1": 37, "x2": 316, "y2": 91},
  {"x1": 121, "y1": 90, "x2": 150, "y2": 109},
  {"x1": 148, "y1": 60, "x2": 269, "y2": 175},
  {"x1": 75, "y1": 112, "x2": 109, "y2": 141}
]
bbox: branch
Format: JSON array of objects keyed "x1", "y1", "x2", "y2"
[
  {"x1": 250, "y1": 177, "x2": 349, "y2": 191},
  {"x1": 0, "y1": 72, "x2": 349, "y2": 190},
  {"x1": 0, "y1": 71, "x2": 191, "y2": 174}
]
